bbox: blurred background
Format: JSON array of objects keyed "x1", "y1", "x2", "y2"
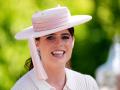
[{"x1": 0, "y1": 0, "x2": 120, "y2": 90}]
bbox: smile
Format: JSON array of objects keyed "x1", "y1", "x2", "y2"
[{"x1": 51, "y1": 50, "x2": 65, "y2": 57}]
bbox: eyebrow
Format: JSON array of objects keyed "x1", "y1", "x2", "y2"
[
  {"x1": 45, "y1": 33, "x2": 70, "y2": 37},
  {"x1": 61, "y1": 33, "x2": 70, "y2": 36}
]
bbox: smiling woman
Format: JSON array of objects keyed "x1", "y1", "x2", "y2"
[
  {"x1": 11, "y1": 6, "x2": 99, "y2": 90},
  {"x1": 25, "y1": 27, "x2": 74, "y2": 70}
]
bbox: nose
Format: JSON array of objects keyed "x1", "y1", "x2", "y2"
[{"x1": 55, "y1": 38, "x2": 64, "y2": 47}]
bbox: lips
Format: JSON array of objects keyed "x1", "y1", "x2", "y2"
[{"x1": 51, "y1": 50, "x2": 65, "y2": 58}]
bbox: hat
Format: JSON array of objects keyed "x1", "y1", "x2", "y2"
[
  {"x1": 15, "y1": 6, "x2": 92, "y2": 80},
  {"x1": 15, "y1": 6, "x2": 92, "y2": 40}
]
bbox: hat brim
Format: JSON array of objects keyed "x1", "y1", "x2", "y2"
[{"x1": 15, "y1": 15, "x2": 92, "y2": 40}]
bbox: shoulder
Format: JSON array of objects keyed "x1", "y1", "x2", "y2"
[
  {"x1": 65, "y1": 68, "x2": 99, "y2": 90},
  {"x1": 11, "y1": 70, "x2": 38, "y2": 90},
  {"x1": 84, "y1": 75, "x2": 99, "y2": 90}
]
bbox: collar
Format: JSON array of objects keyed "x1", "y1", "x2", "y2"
[
  {"x1": 65, "y1": 68, "x2": 76, "y2": 90},
  {"x1": 28, "y1": 68, "x2": 77, "y2": 90}
]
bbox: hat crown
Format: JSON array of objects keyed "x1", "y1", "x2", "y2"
[
  {"x1": 32, "y1": 7, "x2": 71, "y2": 32},
  {"x1": 32, "y1": 7, "x2": 70, "y2": 20}
]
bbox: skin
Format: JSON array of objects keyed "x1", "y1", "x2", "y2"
[{"x1": 36, "y1": 29, "x2": 74, "y2": 90}]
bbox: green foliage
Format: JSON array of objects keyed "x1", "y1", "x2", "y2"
[{"x1": 0, "y1": 0, "x2": 120, "y2": 89}]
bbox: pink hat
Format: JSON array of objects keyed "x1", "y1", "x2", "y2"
[
  {"x1": 15, "y1": 6, "x2": 92, "y2": 80},
  {"x1": 15, "y1": 6, "x2": 92, "y2": 40}
]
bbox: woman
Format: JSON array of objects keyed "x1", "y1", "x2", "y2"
[{"x1": 12, "y1": 6, "x2": 99, "y2": 90}]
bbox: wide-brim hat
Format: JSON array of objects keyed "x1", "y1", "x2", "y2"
[{"x1": 15, "y1": 6, "x2": 92, "y2": 40}]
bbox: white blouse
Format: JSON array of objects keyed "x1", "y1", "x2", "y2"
[{"x1": 11, "y1": 68, "x2": 99, "y2": 90}]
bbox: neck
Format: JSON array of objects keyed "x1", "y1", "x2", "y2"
[{"x1": 45, "y1": 65, "x2": 66, "y2": 90}]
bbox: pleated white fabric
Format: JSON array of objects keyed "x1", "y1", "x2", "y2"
[{"x1": 11, "y1": 68, "x2": 99, "y2": 90}]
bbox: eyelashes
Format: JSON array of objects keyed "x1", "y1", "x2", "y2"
[
  {"x1": 46, "y1": 35, "x2": 55, "y2": 40},
  {"x1": 62, "y1": 36, "x2": 70, "y2": 40},
  {"x1": 46, "y1": 35, "x2": 70, "y2": 41}
]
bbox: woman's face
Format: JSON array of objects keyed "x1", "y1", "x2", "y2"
[{"x1": 36, "y1": 29, "x2": 74, "y2": 67}]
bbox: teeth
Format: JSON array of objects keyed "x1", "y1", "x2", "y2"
[
  {"x1": 51, "y1": 50, "x2": 65, "y2": 57},
  {"x1": 52, "y1": 51, "x2": 64, "y2": 54}
]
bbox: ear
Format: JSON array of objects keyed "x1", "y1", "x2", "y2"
[{"x1": 35, "y1": 40, "x2": 40, "y2": 48}]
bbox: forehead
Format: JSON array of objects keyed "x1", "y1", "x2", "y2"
[{"x1": 45, "y1": 29, "x2": 70, "y2": 36}]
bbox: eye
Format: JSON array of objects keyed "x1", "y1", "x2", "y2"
[
  {"x1": 62, "y1": 35, "x2": 70, "y2": 40},
  {"x1": 46, "y1": 35, "x2": 55, "y2": 40}
]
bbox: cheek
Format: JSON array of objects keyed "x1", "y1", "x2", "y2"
[
  {"x1": 67, "y1": 39, "x2": 74, "y2": 49},
  {"x1": 66, "y1": 40, "x2": 74, "y2": 55},
  {"x1": 39, "y1": 47, "x2": 51, "y2": 63},
  {"x1": 38, "y1": 42, "x2": 51, "y2": 58}
]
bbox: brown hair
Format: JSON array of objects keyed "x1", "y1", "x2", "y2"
[{"x1": 24, "y1": 27, "x2": 74, "y2": 71}]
